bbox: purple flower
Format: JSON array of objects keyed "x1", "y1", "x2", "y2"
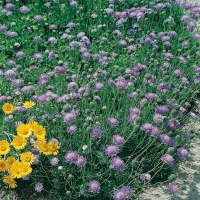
[
  {"x1": 93, "y1": 82, "x2": 104, "y2": 91},
  {"x1": 186, "y1": 21, "x2": 197, "y2": 31},
  {"x1": 54, "y1": 66, "x2": 66, "y2": 74},
  {"x1": 113, "y1": 135, "x2": 125, "y2": 146},
  {"x1": 20, "y1": 6, "x2": 29, "y2": 14},
  {"x1": 64, "y1": 151, "x2": 78, "y2": 164},
  {"x1": 115, "y1": 77, "x2": 128, "y2": 90},
  {"x1": 4, "y1": 70, "x2": 16, "y2": 79},
  {"x1": 155, "y1": 105, "x2": 168, "y2": 115},
  {"x1": 177, "y1": 147, "x2": 189, "y2": 159},
  {"x1": 48, "y1": 37, "x2": 57, "y2": 43},
  {"x1": 88, "y1": 180, "x2": 100, "y2": 194},
  {"x1": 173, "y1": 69, "x2": 182, "y2": 77},
  {"x1": 155, "y1": 3, "x2": 164, "y2": 11},
  {"x1": 153, "y1": 113, "x2": 164, "y2": 123},
  {"x1": 70, "y1": 1, "x2": 78, "y2": 7},
  {"x1": 50, "y1": 157, "x2": 59, "y2": 166},
  {"x1": 160, "y1": 134, "x2": 171, "y2": 145},
  {"x1": 111, "y1": 156, "x2": 125, "y2": 172},
  {"x1": 16, "y1": 51, "x2": 25, "y2": 58},
  {"x1": 105, "y1": 145, "x2": 119, "y2": 157},
  {"x1": 35, "y1": 182, "x2": 43, "y2": 192},
  {"x1": 33, "y1": 53, "x2": 43, "y2": 60},
  {"x1": 140, "y1": 173, "x2": 151, "y2": 181},
  {"x1": 49, "y1": 24, "x2": 57, "y2": 30},
  {"x1": 107, "y1": 118, "x2": 119, "y2": 126},
  {"x1": 164, "y1": 52, "x2": 173, "y2": 59},
  {"x1": 6, "y1": 3, "x2": 14, "y2": 11},
  {"x1": 161, "y1": 154, "x2": 174, "y2": 167},
  {"x1": 33, "y1": 94, "x2": 50, "y2": 104},
  {"x1": 91, "y1": 126, "x2": 103, "y2": 139},
  {"x1": 67, "y1": 125, "x2": 77, "y2": 134},
  {"x1": 119, "y1": 40, "x2": 127, "y2": 46},
  {"x1": 168, "y1": 182, "x2": 180, "y2": 196},
  {"x1": 113, "y1": 186, "x2": 132, "y2": 200},
  {"x1": 64, "y1": 112, "x2": 76, "y2": 124},
  {"x1": 145, "y1": 93, "x2": 158, "y2": 100},
  {"x1": 165, "y1": 118, "x2": 180, "y2": 130},
  {"x1": 34, "y1": 15, "x2": 42, "y2": 22},
  {"x1": 75, "y1": 156, "x2": 86, "y2": 167}
]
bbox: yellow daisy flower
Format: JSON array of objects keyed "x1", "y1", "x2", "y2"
[
  {"x1": 22, "y1": 101, "x2": 35, "y2": 109},
  {"x1": 10, "y1": 161, "x2": 22, "y2": 179},
  {"x1": 20, "y1": 162, "x2": 32, "y2": 176},
  {"x1": 0, "y1": 140, "x2": 10, "y2": 155},
  {"x1": 3, "y1": 175, "x2": 17, "y2": 189},
  {"x1": 0, "y1": 159, "x2": 8, "y2": 172},
  {"x1": 12, "y1": 136, "x2": 27, "y2": 150},
  {"x1": 2, "y1": 103, "x2": 14, "y2": 114},
  {"x1": 6, "y1": 156, "x2": 16, "y2": 168},
  {"x1": 20, "y1": 152, "x2": 34, "y2": 164},
  {"x1": 33, "y1": 125, "x2": 46, "y2": 139},
  {"x1": 16, "y1": 124, "x2": 32, "y2": 138},
  {"x1": 38, "y1": 141, "x2": 50, "y2": 155},
  {"x1": 48, "y1": 141, "x2": 60, "y2": 155}
]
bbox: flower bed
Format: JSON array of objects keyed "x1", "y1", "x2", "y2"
[{"x1": 0, "y1": 0, "x2": 200, "y2": 199}]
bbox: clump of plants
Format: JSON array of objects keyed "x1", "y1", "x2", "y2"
[{"x1": 0, "y1": 0, "x2": 200, "y2": 199}]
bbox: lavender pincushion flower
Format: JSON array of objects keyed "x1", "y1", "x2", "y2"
[
  {"x1": 75, "y1": 156, "x2": 86, "y2": 167},
  {"x1": 113, "y1": 135, "x2": 125, "y2": 145},
  {"x1": 64, "y1": 151, "x2": 78, "y2": 164},
  {"x1": 20, "y1": 6, "x2": 29, "y2": 14},
  {"x1": 140, "y1": 173, "x2": 151, "y2": 181},
  {"x1": 113, "y1": 186, "x2": 132, "y2": 200},
  {"x1": 111, "y1": 156, "x2": 125, "y2": 172},
  {"x1": 88, "y1": 180, "x2": 100, "y2": 194},
  {"x1": 177, "y1": 147, "x2": 189, "y2": 159},
  {"x1": 35, "y1": 182, "x2": 43, "y2": 192},
  {"x1": 161, "y1": 154, "x2": 174, "y2": 167},
  {"x1": 91, "y1": 126, "x2": 103, "y2": 139},
  {"x1": 165, "y1": 118, "x2": 180, "y2": 130},
  {"x1": 67, "y1": 125, "x2": 77, "y2": 134},
  {"x1": 105, "y1": 145, "x2": 119, "y2": 157},
  {"x1": 50, "y1": 157, "x2": 59, "y2": 166},
  {"x1": 107, "y1": 118, "x2": 119, "y2": 126},
  {"x1": 64, "y1": 112, "x2": 76, "y2": 124},
  {"x1": 160, "y1": 134, "x2": 171, "y2": 145},
  {"x1": 168, "y1": 182, "x2": 180, "y2": 196}
]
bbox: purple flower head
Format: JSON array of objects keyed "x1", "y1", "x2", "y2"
[
  {"x1": 173, "y1": 69, "x2": 182, "y2": 77},
  {"x1": 177, "y1": 147, "x2": 189, "y2": 159},
  {"x1": 5, "y1": 31, "x2": 18, "y2": 37},
  {"x1": 33, "y1": 94, "x2": 49, "y2": 104},
  {"x1": 64, "y1": 150, "x2": 78, "y2": 164},
  {"x1": 165, "y1": 118, "x2": 180, "y2": 130},
  {"x1": 111, "y1": 156, "x2": 125, "y2": 172},
  {"x1": 11, "y1": 79, "x2": 24, "y2": 86},
  {"x1": 153, "y1": 113, "x2": 164, "y2": 123},
  {"x1": 75, "y1": 156, "x2": 86, "y2": 167},
  {"x1": 193, "y1": 34, "x2": 200, "y2": 40},
  {"x1": 183, "y1": 2, "x2": 192, "y2": 9},
  {"x1": 181, "y1": 15, "x2": 190, "y2": 21},
  {"x1": 49, "y1": 24, "x2": 57, "y2": 30},
  {"x1": 113, "y1": 186, "x2": 132, "y2": 200},
  {"x1": 186, "y1": 21, "x2": 197, "y2": 31},
  {"x1": 91, "y1": 126, "x2": 103, "y2": 139},
  {"x1": 64, "y1": 112, "x2": 76, "y2": 124},
  {"x1": 0, "y1": 25, "x2": 7, "y2": 31},
  {"x1": 34, "y1": 15, "x2": 42, "y2": 21},
  {"x1": 127, "y1": 113, "x2": 137, "y2": 125},
  {"x1": 16, "y1": 51, "x2": 25, "y2": 58},
  {"x1": 6, "y1": 3, "x2": 14, "y2": 11},
  {"x1": 33, "y1": 53, "x2": 43, "y2": 60},
  {"x1": 82, "y1": 52, "x2": 92, "y2": 59},
  {"x1": 67, "y1": 22, "x2": 75, "y2": 28},
  {"x1": 161, "y1": 154, "x2": 174, "y2": 167},
  {"x1": 105, "y1": 145, "x2": 119, "y2": 157},
  {"x1": 115, "y1": 78, "x2": 128, "y2": 90},
  {"x1": 67, "y1": 125, "x2": 77, "y2": 134},
  {"x1": 70, "y1": 1, "x2": 78, "y2": 7},
  {"x1": 168, "y1": 182, "x2": 180, "y2": 196},
  {"x1": 4, "y1": 70, "x2": 16, "y2": 79},
  {"x1": 22, "y1": 175, "x2": 30, "y2": 181},
  {"x1": 160, "y1": 134, "x2": 171, "y2": 145},
  {"x1": 88, "y1": 180, "x2": 100, "y2": 194},
  {"x1": 107, "y1": 118, "x2": 119, "y2": 126},
  {"x1": 145, "y1": 93, "x2": 158, "y2": 100},
  {"x1": 50, "y1": 157, "x2": 59, "y2": 166},
  {"x1": 20, "y1": 6, "x2": 29, "y2": 14},
  {"x1": 119, "y1": 40, "x2": 127, "y2": 46},
  {"x1": 35, "y1": 182, "x2": 43, "y2": 193},
  {"x1": 155, "y1": 3, "x2": 164, "y2": 11},
  {"x1": 48, "y1": 37, "x2": 57, "y2": 43},
  {"x1": 140, "y1": 173, "x2": 151, "y2": 181},
  {"x1": 113, "y1": 135, "x2": 125, "y2": 146},
  {"x1": 127, "y1": 92, "x2": 138, "y2": 99},
  {"x1": 93, "y1": 82, "x2": 104, "y2": 91},
  {"x1": 164, "y1": 52, "x2": 173, "y2": 59},
  {"x1": 155, "y1": 105, "x2": 168, "y2": 116},
  {"x1": 54, "y1": 66, "x2": 66, "y2": 74}
]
